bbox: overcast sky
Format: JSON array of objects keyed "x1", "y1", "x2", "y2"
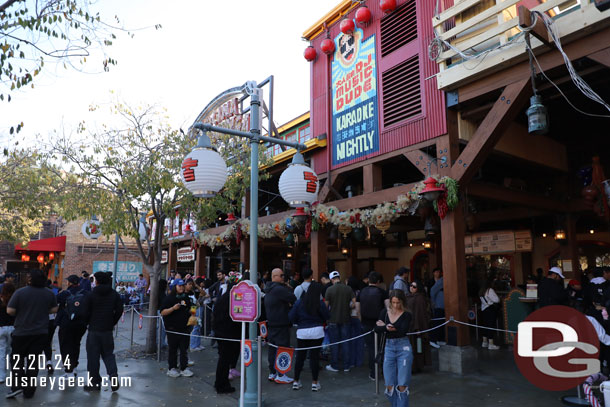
[{"x1": 1, "y1": 0, "x2": 334, "y2": 148}]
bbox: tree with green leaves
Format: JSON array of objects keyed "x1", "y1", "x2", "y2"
[
  {"x1": 0, "y1": 148, "x2": 82, "y2": 244},
  {"x1": 51, "y1": 101, "x2": 269, "y2": 353},
  {"x1": 0, "y1": 0, "x2": 158, "y2": 134}
]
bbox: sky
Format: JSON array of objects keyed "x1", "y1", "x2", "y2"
[{"x1": 1, "y1": 0, "x2": 335, "y2": 147}]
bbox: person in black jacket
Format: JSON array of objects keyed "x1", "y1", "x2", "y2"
[
  {"x1": 83, "y1": 272, "x2": 123, "y2": 391},
  {"x1": 160, "y1": 278, "x2": 194, "y2": 378},
  {"x1": 212, "y1": 273, "x2": 242, "y2": 394},
  {"x1": 56, "y1": 274, "x2": 88, "y2": 377},
  {"x1": 538, "y1": 267, "x2": 569, "y2": 308},
  {"x1": 357, "y1": 271, "x2": 389, "y2": 380},
  {"x1": 264, "y1": 268, "x2": 296, "y2": 384}
]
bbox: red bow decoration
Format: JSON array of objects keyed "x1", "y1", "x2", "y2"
[
  {"x1": 437, "y1": 185, "x2": 449, "y2": 220},
  {"x1": 236, "y1": 226, "x2": 243, "y2": 245},
  {"x1": 305, "y1": 216, "x2": 312, "y2": 239}
]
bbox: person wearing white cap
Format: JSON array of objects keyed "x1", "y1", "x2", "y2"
[{"x1": 538, "y1": 266, "x2": 568, "y2": 308}]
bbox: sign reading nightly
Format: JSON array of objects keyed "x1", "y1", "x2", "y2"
[{"x1": 331, "y1": 28, "x2": 379, "y2": 167}]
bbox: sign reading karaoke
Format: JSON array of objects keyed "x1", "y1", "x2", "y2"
[{"x1": 332, "y1": 28, "x2": 379, "y2": 167}]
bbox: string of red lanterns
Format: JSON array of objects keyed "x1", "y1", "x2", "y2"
[
  {"x1": 303, "y1": 1, "x2": 395, "y2": 61},
  {"x1": 19, "y1": 252, "x2": 56, "y2": 263}
]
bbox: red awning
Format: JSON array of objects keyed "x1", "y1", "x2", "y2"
[{"x1": 15, "y1": 236, "x2": 66, "y2": 252}]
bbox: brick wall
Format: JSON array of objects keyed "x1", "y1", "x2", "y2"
[{"x1": 60, "y1": 219, "x2": 147, "y2": 289}]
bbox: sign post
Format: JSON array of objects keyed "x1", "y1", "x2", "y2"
[{"x1": 230, "y1": 280, "x2": 261, "y2": 407}]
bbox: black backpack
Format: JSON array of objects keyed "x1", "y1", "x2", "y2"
[{"x1": 66, "y1": 290, "x2": 88, "y2": 323}]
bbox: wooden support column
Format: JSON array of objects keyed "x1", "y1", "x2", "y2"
[
  {"x1": 195, "y1": 245, "x2": 208, "y2": 278},
  {"x1": 440, "y1": 203, "x2": 470, "y2": 346},
  {"x1": 363, "y1": 163, "x2": 383, "y2": 194},
  {"x1": 311, "y1": 229, "x2": 327, "y2": 281},
  {"x1": 439, "y1": 118, "x2": 470, "y2": 347},
  {"x1": 346, "y1": 245, "x2": 358, "y2": 278},
  {"x1": 168, "y1": 242, "x2": 177, "y2": 275}
]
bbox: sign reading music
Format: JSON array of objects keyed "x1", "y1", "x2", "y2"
[{"x1": 331, "y1": 29, "x2": 379, "y2": 167}]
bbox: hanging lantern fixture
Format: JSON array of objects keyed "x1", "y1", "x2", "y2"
[
  {"x1": 181, "y1": 134, "x2": 228, "y2": 198},
  {"x1": 380, "y1": 0, "x2": 397, "y2": 13},
  {"x1": 340, "y1": 19, "x2": 355, "y2": 35},
  {"x1": 304, "y1": 46, "x2": 317, "y2": 61},
  {"x1": 355, "y1": 6, "x2": 372, "y2": 24},
  {"x1": 320, "y1": 38, "x2": 335, "y2": 55},
  {"x1": 419, "y1": 177, "x2": 444, "y2": 202},
  {"x1": 279, "y1": 151, "x2": 319, "y2": 208}
]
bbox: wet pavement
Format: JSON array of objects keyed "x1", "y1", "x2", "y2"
[{"x1": 2, "y1": 315, "x2": 575, "y2": 406}]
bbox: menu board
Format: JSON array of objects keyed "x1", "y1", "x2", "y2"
[
  {"x1": 465, "y1": 230, "x2": 533, "y2": 255},
  {"x1": 230, "y1": 280, "x2": 261, "y2": 323},
  {"x1": 465, "y1": 235, "x2": 473, "y2": 254},
  {"x1": 514, "y1": 230, "x2": 533, "y2": 252}
]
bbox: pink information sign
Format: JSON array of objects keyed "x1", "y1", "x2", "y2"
[{"x1": 230, "y1": 280, "x2": 261, "y2": 323}]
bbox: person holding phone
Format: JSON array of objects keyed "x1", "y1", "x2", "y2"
[
  {"x1": 375, "y1": 289, "x2": 413, "y2": 407},
  {"x1": 161, "y1": 279, "x2": 194, "y2": 378}
]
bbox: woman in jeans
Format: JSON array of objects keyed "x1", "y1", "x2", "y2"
[
  {"x1": 0, "y1": 282, "x2": 16, "y2": 383},
  {"x1": 288, "y1": 281, "x2": 330, "y2": 391},
  {"x1": 376, "y1": 289, "x2": 413, "y2": 407}
]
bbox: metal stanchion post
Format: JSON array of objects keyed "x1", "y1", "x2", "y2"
[
  {"x1": 257, "y1": 335, "x2": 262, "y2": 407},
  {"x1": 203, "y1": 305, "x2": 208, "y2": 345},
  {"x1": 475, "y1": 307, "x2": 479, "y2": 342},
  {"x1": 157, "y1": 316, "x2": 162, "y2": 362},
  {"x1": 130, "y1": 307, "x2": 135, "y2": 349},
  {"x1": 374, "y1": 331, "x2": 379, "y2": 395}
]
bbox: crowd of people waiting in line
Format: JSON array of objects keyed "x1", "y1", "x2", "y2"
[
  {"x1": 150, "y1": 265, "x2": 451, "y2": 407},
  {"x1": 0, "y1": 269, "x2": 123, "y2": 400},
  {"x1": 0, "y1": 262, "x2": 523, "y2": 405}
]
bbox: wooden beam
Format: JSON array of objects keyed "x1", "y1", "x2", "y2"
[
  {"x1": 363, "y1": 163, "x2": 383, "y2": 194},
  {"x1": 457, "y1": 26, "x2": 610, "y2": 104},
  {"x1": 331, "y1": 182, "x2": 419, "y2": 211},
  {"x1": 403, "y1": 150, "x2": 434, "y2": 175},
  {"x1": 518, "y1": 6, "x2": 551, "y2": 45},
  {"x1": 468, "y1": 182, "x2": 590, "y2": 212},
  {"x1": 476, "y1": 207, "x2": 547, "y2": 224},
  {"x1": 451, "y1": 79, "x2": 531, "y2": 183},
  {"x1": 318, "y1": 138, "x2": 437, "y2": 180},
  {"x1": 589, "y1": 47, "x2": 610, "y2": 68},
  {"x1": 311, "y1": 229, "x2": 327, "y2": 281},
  {"x1": 494, "y1": 123, "x2": 568, "y2": 172}
]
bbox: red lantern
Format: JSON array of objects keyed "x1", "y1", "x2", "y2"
[
  {"x1": 48, "y1": 252, "x2": 55, "y2": 261},
  {"x1": 380, "y1": 0, "x2": 397, "y2": 13},
  {"x1": 340, "y1": 19, "x2": 355, "y2": 34},
  {"x1": 304, "y1": 46, "x2": 317, "y2": 62},
  {"x1": 21, "y1": 253, "x2": 27, "y2": 262},
  {"x1": 37, "y1": 253, "x2": 45, "y2": 263},
  {"x1": 320, "y1": 38, "x2": 335, "y2": 55},
  {"x1": 355, "y1": 6, "x2": 372, "y2": 24},
  {"x1": 419, "y1": 177, "x2": 445, "y2": 202},
  {"x1": 226, "y1": 213, "x2": 237, "y2": 223}
]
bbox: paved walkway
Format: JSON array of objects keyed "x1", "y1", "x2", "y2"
[{"x1": 3, "y1": 315, "x2": 577, "y2": 406}]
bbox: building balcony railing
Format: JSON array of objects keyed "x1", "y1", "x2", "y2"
[{"x1": 432, "y1": 0, "x2": 610, "y2": 91}]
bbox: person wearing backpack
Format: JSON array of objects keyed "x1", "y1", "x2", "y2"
[
  {"x1": 390, "y1": 267, "x2": 410, "y2": 295},
  {"x1": 82, "y1": 271, "x2": 124, "y2": 391},
  {"x1": 56, "y1": 274, "x2": 89, "y2": 378},
  {"x1": 357, "y1": 271, "x2": 389, "y2": 380}
]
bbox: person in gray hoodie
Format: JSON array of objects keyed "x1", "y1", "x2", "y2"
[
  {"x1": 429, "y1": 268, "x2": 445, "y2": 347},
  {"x1": 264, "y1": 268, "x2": 296, "y2": 384}
]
